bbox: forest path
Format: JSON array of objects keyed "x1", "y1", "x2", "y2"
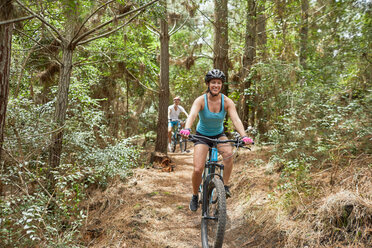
[{"x1": 82, "y1": 146, "x2": 282, "y2": 248}]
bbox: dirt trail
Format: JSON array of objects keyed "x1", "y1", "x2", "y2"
[{"x1": 82, "y1": 147, "x2": 283, "y2": 248}]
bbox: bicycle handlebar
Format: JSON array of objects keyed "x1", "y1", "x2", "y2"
[
  {"x1": 168, "y1": 119, "x2": 186, "y2": 122},
  {"x1": 186, "y1": 134, "x2": 253, "y2": 148}
]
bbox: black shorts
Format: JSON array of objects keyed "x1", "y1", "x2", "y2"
[{"x1": 194, "y1": 131, "x2": 227, "y2": 148}]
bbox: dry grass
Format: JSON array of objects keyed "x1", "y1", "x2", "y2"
[
  {"x1": 285, "y1": 190, "x2": 372, "y2": 248},
  {"x1": 314, "y1": 190, "x2": 372, "y2": 247},
  {"x1": 232, "y1": 147, "x2": 372, "y2": 248},
  {"x1": 79, "y1": 145, "x2": 371, "y2": 247}
]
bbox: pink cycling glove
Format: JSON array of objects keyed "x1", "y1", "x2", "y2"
[
  {"x1": 242, "y1": 136, "x2": 253, "y2": 144},
  {"x1": 180, "y1": 128, "x2": 191, "y2": 136}
]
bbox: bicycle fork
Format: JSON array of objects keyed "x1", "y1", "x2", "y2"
[{"x1": 200, "y1": 148, "x2": 225, "y2": 214}]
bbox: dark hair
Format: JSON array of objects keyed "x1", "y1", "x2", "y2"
[{"x1": 204, "y1": 69, "x2": 226, "y2": 83}]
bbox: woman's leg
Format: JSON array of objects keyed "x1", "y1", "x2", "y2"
[
  {"x1": 217, "y1": 136, "x2": 234, "y2": 185},
  {"x1": 192, "y1": 144, "x2": 209, "y2": 195}
]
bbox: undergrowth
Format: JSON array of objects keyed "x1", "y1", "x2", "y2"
[
  {"x1": 0, "y1": 98, "x2": 142, "y2": 247},
  {"x1": 264, "y1": 84, "x2": 372, "y2": 246}
]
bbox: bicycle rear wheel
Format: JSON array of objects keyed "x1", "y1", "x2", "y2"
[{"x1": 201, "y1": 177, "x2": 227, "y2": 248}]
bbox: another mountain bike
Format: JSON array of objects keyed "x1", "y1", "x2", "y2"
[
  {"x1": 170, "y1": 120, "x2": 187, "y2": 153},
  {"x1": 188, "y1": 134, "x2": 250, "y2": 248}
]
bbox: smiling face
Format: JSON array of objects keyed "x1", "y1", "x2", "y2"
[
  {"x1": 173, "y1": 99, "x2": 181, "y2": 105},
  {"x1": 208, "y1": 79, "x2": 223, "y2": 95}
]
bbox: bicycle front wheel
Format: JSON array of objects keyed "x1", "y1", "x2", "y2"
[
  {"x1": 171, "y1": 136, "x2": 177, "y2": 152},
  {"x1": 179, "y1": 136, "x2": 185, "y2": 152},
  {"x1": 201, "y1": 177, "x2": 227, "y2": 248}
]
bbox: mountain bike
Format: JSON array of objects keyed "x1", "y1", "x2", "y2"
[
  {"x1": 170, "y1": 119, "x2": 187, "y2": 153},
  {"x1": 188, "y1": 134, "x2": 250, "y2": 248}
]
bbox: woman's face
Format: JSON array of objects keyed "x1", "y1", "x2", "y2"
[{"x1": 208, "y1": 79, "x2": 223, "y2": 95}]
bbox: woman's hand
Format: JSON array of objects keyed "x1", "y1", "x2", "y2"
[
  {"x1": 242, "y1": 136, "x2": 254, "y2": 145},
  {"x1": 180, "y1": 128, "x2": 191, "y2": 137}
]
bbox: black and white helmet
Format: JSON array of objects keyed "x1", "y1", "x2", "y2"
[{"x1": 204, "y1": 69, "x2": 226, "y2": 83}]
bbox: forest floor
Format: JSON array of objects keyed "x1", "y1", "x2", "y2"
[{"x1": 80, "y1": 144, "x2": 371, "y2": 248}]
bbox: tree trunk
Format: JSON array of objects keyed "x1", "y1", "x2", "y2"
[
  {"x1": 213, "y1": 0, "x2": 229, "y2": 96},
  {"x1": 47, "y1": 1, "x2": 80, "y2": 191},
  {"x1": 241, "y1": 0, "x2": 256, "y2": 129},
  {"x1": 257, "y1": 0, "x2": 267, "y2": 59},
  {"x1": 155, "y1": 0, "x2": 169, "y2": 154},
  {"x1": 256, "y1": 0, "x2": 267, "y2": 136},
  {"x1": 48, "y1": 44, "x2": 73, "y2": 186},
  {"x1": 0, "y1": 0, "x2": 14, "y2": 195},
  {"x1": 299, "y1": 0, "x2": 309, "y2": 68}
]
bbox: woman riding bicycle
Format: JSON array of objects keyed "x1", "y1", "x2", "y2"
[
  {"x1": 180, "y1": 69, "x2": 253, "y2": 212},
  {"x1": 168, "y1": 96, "x2": 189, "y2": 152}
]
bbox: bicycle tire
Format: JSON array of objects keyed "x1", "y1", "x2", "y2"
[
  {"x1": 179, "y1": 137, "x2": 185, "y2": 152},
  {"x1": 183, "y1": 138, "x2": 187, "y2": 152},
  {"x1": 201, "y1": 177, "x2": 227, "y2": 248},
  {"x1": 171, "y1": 137, "x2": 177, "y2": 152}
]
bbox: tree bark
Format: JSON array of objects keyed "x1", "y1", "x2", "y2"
[
  {"x1": 213, "y1": 0, "x2": 229, "y2": 96},
  {"x1": 257, "y1": 0, "x2": 267, "y2": 59},
  {"x1": 0, "y1": 0, "x2": 13, "y2": 164},
  {"x1": 299, "y1": 0, "x2": 309, "y2": 68},
  {"x1": 256, "y1": 0, "x2": 267, "y2": 136},
  {"x1": 48, "y1": 2, "x2": 78, "y2": 190},
  {"x1": 155, "y1": 0, "x2": 169, "y2": 154},
  {"x1": 241, "y1": 0, "x2": 256, "y2": 129},
  {"x1": 48, "y1": 44, "x2": 73, "y2": 173}
]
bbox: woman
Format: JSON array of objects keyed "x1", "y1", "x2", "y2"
[
  {"x1": 180, "y1": 69, "x2": 253, "y2": 212},
  {"x1": 168, "y1": 96, "x2": 189, "y2": 152}
]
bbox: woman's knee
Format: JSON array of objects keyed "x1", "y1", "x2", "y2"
[
  {"x1": 222, "y1": 152, "x2": 233, "y2": 159},
  {"x1": 220, "y1": 148, "x2": 233, "y2": 159},
  {"x1": 193, "y1": 164, "x2": 204, "y2": 175}
]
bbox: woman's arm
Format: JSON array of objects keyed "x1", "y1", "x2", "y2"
[{"x1": 184, "y1": 96, "x2": 203, "y2": 130}]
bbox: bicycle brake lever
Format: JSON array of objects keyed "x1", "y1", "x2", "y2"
[{"x1": 235, "y1": 140, "x2": 253, "y2": 149}]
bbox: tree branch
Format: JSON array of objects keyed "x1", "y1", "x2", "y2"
[
  {"x1": 168, "y1": 18, "x2": 177, "y2": 35},
  {"x1": 15, "y1": 28, "x2": 62, "y2": 65},
  {"x1": 72, "y1": 0, "x2": 116, "y2": 43},
  {"x1": 170, "y1": 15, "x2": 190, "y2": 36},
  {"x1": 146, "y1": 25, "x2": 160, "y2": 36},
  {"x1": 73, "y1": 0, "x2": 160, "y2": 46},
  {"x1": 124, "y1": 67, "x2": 159, "y2": 93},
  {"x1": 2, "y1": 148, "x2": 57, "y2": 202},
  {"x1": 144, "y1": 20, "x2": 160, "y2": 36},
  {"x1": 0, "y1": 15, "x2": 35, "y2": 25},
  {"x1": 77, "y1": 10, "x2": 143, "y2": 46},
  {"x1": 15, "y1": 0, "x2": 63, "y2": 43},
  {"x1": 187, "y1": 23, "x2": 214, "y2": 53}
]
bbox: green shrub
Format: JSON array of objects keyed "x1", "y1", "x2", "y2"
[{"x1": 1, "y1": 98, "x2": 142, "y2": 247}]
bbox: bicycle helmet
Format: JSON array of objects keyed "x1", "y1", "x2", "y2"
[
  {"x1": 173, "y1": 96, "x2": 181, "y2": 100},
  {"x1": 204, "y1": 69, "x2": 226, "y2": 83}
]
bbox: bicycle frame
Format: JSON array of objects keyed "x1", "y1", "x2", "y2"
[
  {"x1": 170, "y1": 120, "x2": 187, "y2": 153},
  {"x1": 171, "y1": 121, "x2": 181, "y2": 141},
  {"x1": 188, "y1": 134, "x2": 250, "y2": 248}
]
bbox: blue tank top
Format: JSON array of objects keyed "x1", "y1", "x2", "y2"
[{"x1": 196, "y1": 94, "x2": 226, "y2": 136}]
